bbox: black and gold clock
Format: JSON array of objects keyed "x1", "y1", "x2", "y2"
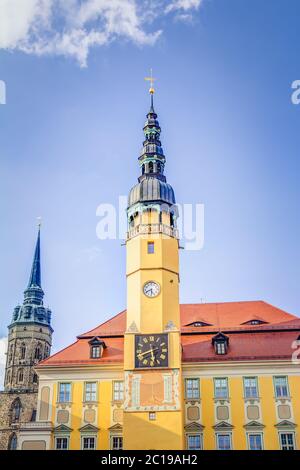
[{"x1": 135, "y1": 334, "x2": 169, "y2": 368}]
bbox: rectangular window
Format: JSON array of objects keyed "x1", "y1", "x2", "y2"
[
  {"x1": 82, "y1": 437, "x2": 96, "y2": 450},
  {"x1": 274, "y1": 377, "x2": 289, "y2": 398},
  {"x1": 58, "y1": 383, "x2": 71, "y2": 403},
  {"x1": 91, "y1": 346, "x2": 100, "y2": 358},
  {"x1": 185, "y1": 378, "x2": 200, "y2": 400},
  {"x1": 187, "y1": 434, "x2": 203, "y2": 450},
  {"x1": 248, "y1": 433, "x2": 263, "y2": 450},
  {"x1": 147, "y1": 242, "x2": 155, "y2": 254},
  {"x1": 280, "y1": 433, "x2": 295, "y2": 450},
  {"x1": 84, "y1": 382, "x2": 97, "y2": 402},
  {"x1": 149, "y1": 412, "x2": 156, "y2": 421},
  {"x1": 216, "y1": 433, "x2": 231, "y2": 450},
  {"x1": 112, "y1": 436, "x2": 123, "y2": 450},
  {"x1": 55, "y1": 437, "x2": 68, "y2": 450},
  {"x1": 113, "y1": 381, "x2": 124, "y2": 401},
  {"x1": 214, "y1": 378, "x2": 228, "y2": 399},
  {"x1": 244, "y1": 377, "x2": 259, "y2": 399}
]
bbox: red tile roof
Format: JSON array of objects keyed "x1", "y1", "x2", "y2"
[{"x1": 39, "y1": 301, "x2": 300, "y2": 367}]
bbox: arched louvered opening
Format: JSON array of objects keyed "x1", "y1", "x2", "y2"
[{"x1": 8, "y1": 433, "x2": 17, "y2": 450}]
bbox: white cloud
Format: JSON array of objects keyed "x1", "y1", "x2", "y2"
[
  {"x1": 0, "y1": 337, "x2": 8, "y2": 391},
  {"x1": 0, "y1": 0, "x2": 202, "y2": 67},
  {"x1": 165, "y1": 0, "x2": 202, "y2": 13}
]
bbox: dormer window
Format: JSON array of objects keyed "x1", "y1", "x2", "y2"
[
  {"x1": 212, "y1": 332, "x2": 229, "y2": 355},
  {"x1": 186, "y1": 321, "x2": 212, "y2": 328},
  {"x1": 89, "y1": 337, "x2": 106, "y2": 359},
  {"x1": 242, "y1": 318, "x2": 268, "y2": 326}
]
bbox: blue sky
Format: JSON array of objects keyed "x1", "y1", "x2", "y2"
[{"x1": 0, "y1": 0, "x2": 299, "y2": 375}]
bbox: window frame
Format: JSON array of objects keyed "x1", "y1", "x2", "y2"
[
  {"x1": 55, "y1": 436, "x2": 69, "y2": 450},
  {"x1": 84, "y1": 382, "x2": 97, "y2": 403},
  {"x1": 214, "y1": 378, "x2": 229, "y2": 400},
  {"x1": 58, "y1": 382, "x2": 72, "y2": 403},
  {"x1": 274, "y1": 376, "x2": 290, "y2": 399},
  {"x1": 216, "y1": 432, "x2": 232, "y2": 450},
  {"x1": 243, "y1": 377, "x2": 259, "y2": 399},
  {"x1": 185, "y1": 378, "x2": 200, "y2": 400},
  {"x1": 113, "y1": 381, "x2": 124, "y2": 402},
  {"x1": 186, "y1": 433, "x2": 203, "y2": 450},
  {"x1": 81, "y1": 435, "x2": 96, "y2": 450},
  {"x1": 147, "y1": 241, "x2": 155, "y2": 254},
  {"x1": 279, "y1": 432, "x2": 296, "y2": 450},
  {"x1": 111, "y1": 435, "x2": 123, "y2": 450},
  {"x1": 247, "y1": 432, "x2": 264, "y2": 450}
]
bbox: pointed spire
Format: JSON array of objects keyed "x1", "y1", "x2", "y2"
[{"x1": 28, "y1": 224, "x2": 41, "y2": 288}]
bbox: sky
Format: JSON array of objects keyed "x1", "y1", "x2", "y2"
[{"x1": 0, "y1": 0, "x2": 300, "y2": 387}]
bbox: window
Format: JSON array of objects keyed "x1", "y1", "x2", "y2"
[
  {"x1": 58, "y1": 383, "x2": 71, "y2": 403},
  {"x1": 216, "y1": 342, "x2": 226, "y2": 355},
  {"x1": 11, "y1": 399, "x2": 21, "y2": 423},
  {"x1": 185, "y1": 378, "x2": 200, "y2": 400},
  {"x1": 274, "y1": 376, "x2": 289, "y2": 398},
  {"x1": 248, "y1": 433, "x2": 263, "y2": 450},
  {"x1": 34, "y1": 346, "x2": 41, "y2": 360},
  {"x1": 111, "y1": 436, "x2": 123, "y2": 450},
  {"x1": 244, "y1": 377, "x2": 258, "y2": 399},
  {"x1": 84, "y1": 382, "x2": 97, "y2": 402},
  {"x1": 55, "y1": 437, "x2": 68, "y2": 450},
  {"x1": 113, "y1": 381, "x2": 124, "y2": 401},
  {"x1": 8, "y1": 433, "x2": 17, "y2": 450},
  {"x1": 18, "y1": 369, "x2": 24, "y2": 383},
  {"x1": 216, "y1": 433, "x2": 231, "y2": 450},
  {"x1": 30, "y1": 409, "x2": 37, "y2": 422},
  {"x1": 89, "y1": 338, "x2": 106, "y2": 359},
  {"x1": 147, "y1": 241, "x2": 155, "y2": 254},
  {"x1": 280, "y1": 433, "x2": 295, "y2": 450},
  {"x1": 91, "y1": 345, "x2": 100, "y2": 358},
  {"x1": 187, "y1": 434, "x2": 203, "y2": 450},
  {"x1": 212, "y1": 333, "x2": 229, "y2": 355},
  {"x1": 214, "y1": 378, "x2": 228, "y2": 399},
  {"x1": 33, "y1": 373, "x2": 38, "y2": 384},
  {"x1": 20, "y1": 344, "x2": 26, "y2": 359},
  {"x1": 82, "y1": 437, "x2": 96, "y2": 450},
  {"x1": 149, "y1": 162, "x2": 153, "y2": 173},
  {"x1": 149, "y1": 412, "x2": 156, "y2": 421}
]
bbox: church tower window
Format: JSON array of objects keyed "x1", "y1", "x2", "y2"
[
  {"x1": 11, "y1": 399, "x2": 21, "y2": 423},
  {"x1": 18, "y1": 368, "x2": 24, "y2": 383},
  {"x1": 8, "y1": 433, "x2": 17, "y2": 450}
]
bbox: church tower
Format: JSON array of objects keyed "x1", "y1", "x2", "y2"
[
  {"x1": 0, "y1": 226, "x2": 53, "y2": 450},
  {"x1": 123, "y1": 84, "x2": 184, "y2": 449}
]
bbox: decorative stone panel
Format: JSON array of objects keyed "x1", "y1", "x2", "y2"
[
  {"x1": 216, "y1": 406, "x2": 229, "y2": 421},
  {"x1": 247, "y1": 405, "x2": 260, "y2": 421}
]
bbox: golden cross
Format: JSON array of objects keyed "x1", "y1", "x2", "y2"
[{"x1": 144, "y1": 68, "x2": 156, "y2": 94}]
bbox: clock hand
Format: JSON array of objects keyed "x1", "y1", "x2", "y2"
[{"x1": 138, "y1": 347, "x2": 159, "y2": 357}]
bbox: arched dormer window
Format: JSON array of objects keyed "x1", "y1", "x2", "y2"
[
  {"x1": 20, "y1": 343, "x2": 26, "y2": 359},
  {"x1": 157, "y1": 162, "x2": 161, "y2": 173},
  {"x1": 149, "y1": 161, "x2": 153, "y2": 173},
  {"x1": 10, "y1": 399, "x2": 21, "y2": 423},
  {"x1": 142, "y1": 164, "x2": 145, "y2": 175},
  {"x1": 212, "y1": 332, "x2": 229, "y2": 355},
  {"x1": 89, "y1": 337, "x2": 107, "y2": 359},
  {"x1": 18, "y1": 368, "x2": 24, "y2": 383},
  {"x1": 8, "y1": 433, "x2": 17, "y2": 450}
]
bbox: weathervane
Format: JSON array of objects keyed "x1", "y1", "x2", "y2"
[
  {"x1": 144, "y1": 68, "x2": 156, "y2": 94},
  {"x1": 37, "y1": 217, "x2": 42, "y2": 229}
]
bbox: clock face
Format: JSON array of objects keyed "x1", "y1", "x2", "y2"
[
  {"x1": 143, "y1": 281, "x2": 160, "y2": 298},
  {"x1": 135, "y1": 334, "x2": 169, "y2": 368}
]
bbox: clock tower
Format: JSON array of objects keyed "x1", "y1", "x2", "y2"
[{"x1": 123, "y1": 84, "x2": 184, "y2": 449}]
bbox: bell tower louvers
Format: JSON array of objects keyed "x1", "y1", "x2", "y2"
[{"x1": 4, "y1": 227, "x2": 53, "y2": 392}]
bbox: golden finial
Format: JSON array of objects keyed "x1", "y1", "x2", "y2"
[
  {"x1": 37, "y1": 217, "x2": 42, "y2": 229},
  {"x1": 144, "y1": 68, "x2": 156, "y2": 94}
]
